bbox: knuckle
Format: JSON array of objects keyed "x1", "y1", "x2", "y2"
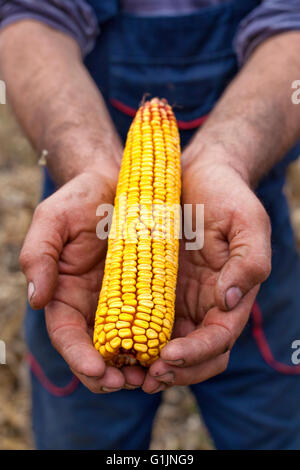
[
  {"x1": 245, "y1": 247, "x2": 271, "y2": 284},
  {"x1": 246, "y1": 206, "x2": 272, "y2": 283},
  {"x1": 255, "y1": 199, "x2": 269, "y2": 223},
  {"x1": 33, "y1": 201, "x2": 47, "y2": 219},
  {"x1": 191, "y1": 334, "x2": 213, "y2": 357},
  {"x1": 19, "y1": 248, "x2": 32, "y2": 271},
  {"x1": 255, "y1": 209, "x2": 272, "y2": 279},
  {"x1": 216, "y1": 322, "x2": 233, "y2": 348},
  {"x1": 261, "y1": 256, "x2": 272, "y2": 280},
  {"x1": 47, "y1": 323, "x2": 68, "y2": 353},
  {"x1": 249, "y1": 255, "x2": 271, "y2": 283}
]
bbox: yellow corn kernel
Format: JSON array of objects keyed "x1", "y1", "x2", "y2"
[
  {"x1": 132, "y1": 326, "x2": 145, "y2": 336},
  {"x1": 121, "y1": 305, "x2": 136, "y2": 314},
  {"x1": 106, "y1": 329, "x2": 118, "y2": 341},
  {"x1": 94, "y1": 98, "x2": 180, "y2": 368},
  {"x1": 103, "y1": 323, "x2": 115, "y2": 333},
  {"x1": 146, "y1": 329, "x2": 158, "y2": 339},
  {"x1": 136, "y1": 312, "x2": 151, "y2": 322},
  {"x1": 134, "y1": 343, "x2": 148, "y2": 353},
  {"x1": 119, "y1": 328, "x2": 132, "y2": 338},
  {"x1": 133, "y1": 335, "x2": 148, "y2": 344},
  {"x1": 122, "y1": 338, "x2": 133, "y2": 350},
  {"x1": 134, "y1": 319, "x2": 149, "y2": 329},
  {"x1": 119, "y1": 313, "x2": 134, "y2": 322}
]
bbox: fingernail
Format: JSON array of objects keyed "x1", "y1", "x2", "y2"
[
  {"x1": 100, "y1": 386, "x2": 121, "y2": 393},
  {"x1": 225, "y1": 286, "x2": 242, "y2": 310},
  {"x1": 149, "y1": 383, "x2": 166, "y2": 394},
  {"x1": 164, "y1": 358, "x2": 185, "y2": 367},
  {"x1": 154, "y1": 371, "x2": 175, "y2": 384},
  {"x1": 28, "y1": 282, "x2": 35, "y2": 303},
  {"x1": 124, "y1": 383, "x2": 139, "y2": 390}
]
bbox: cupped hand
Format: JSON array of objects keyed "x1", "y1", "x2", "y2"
[
  {"x1": 20, "y1": 167, "x2": 146, "y2": 393},
  {"x1": 21, "y1": 148, "x2": 272, "y2": 394},
  {"x1": 143, "y1": 153, "x2": 271, "y2": 393}
]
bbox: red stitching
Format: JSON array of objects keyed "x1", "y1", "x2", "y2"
[
  {"x1": 110, "y1": 98, "x2": 209, "y2": 129},
  {"x1": 252, "y1": 302, "x2": 300, "y2": 375},
  {"x1": 110, "y1": 98, "x2": 136, "y2": 117},
  {"x1": 27, "y1": 352, "x2": 80, "y2": 397},
  {"x1": 176, "y1": 115, "x2": 209, "y2": 130}
]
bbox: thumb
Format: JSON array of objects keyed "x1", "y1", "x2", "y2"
[
  {"x1": 215, "y1": 204, "x2": 271, "y2": 311},
  {"x1": 20, "y1": 202, "x2": 65, "y2": 309}
]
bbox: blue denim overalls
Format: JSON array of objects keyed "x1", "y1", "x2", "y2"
[{"x1": 25, "y1": 0, "x2": 300, "y2": 449}]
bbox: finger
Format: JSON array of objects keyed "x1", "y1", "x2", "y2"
[
  {"x1": 160, "y1": 287, "x2": 258, "y2": 367},
  {"x1": 122, "y1": 366, "x2": 146, "y2": 390},
  {"x1": 72, "y1": 367, "x2": 125, "y2": 394},
  {"x1": 20, "y1": 202, "x2": 66, "y2": 309},
  {"x1": 46, "y1": 300, "x2": 106, "y2": 378},
  {"x1": 160, "y1": 324, "x2": 230, "y2": 368},
  {"x1": 141, "y1": 371, "x2": 168, "y2": 394},
  {"x1": 215, "y1": 199, "x2": 271, "y2": 311},
  {"x1": 143, "y1": 353, "x2": 229, "y2": 392}
]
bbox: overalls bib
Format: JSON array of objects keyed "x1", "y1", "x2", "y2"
[{"x1": 26, "y1": 0, "x2": 300, "y2": 450}]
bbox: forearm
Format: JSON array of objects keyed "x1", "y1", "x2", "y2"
[
  {"x1": 183, "y1": 32, "x2": 300, "y2": 187},
  {"x1": 0, "y1": 20, "x2": 122, "y2": 185}
]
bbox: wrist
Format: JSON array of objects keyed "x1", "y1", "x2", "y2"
[
  {"x1": 182, "y1": 138, "x2": 252, "y2": 188},
  {"x1": 44, "y1": 129, "x2": 123, "y2": 187}
]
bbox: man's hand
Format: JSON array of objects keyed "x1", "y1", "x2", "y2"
[
  {"x1": 143, "y1": 31, "x2": 300, "y2": 392},
  {"x1": 0, "y1": 20, "x2": 146, "y2": 392},
  {"x1": 142, "y1": 153, "x2": 271, "y2": 393},
  {"x1": 20, "y1": 169, "x2": 145, "y2": 393}
]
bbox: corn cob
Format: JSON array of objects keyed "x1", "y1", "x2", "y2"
[{"x1": 93, "y1": 98, "x2": 181, "y2": 367}]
